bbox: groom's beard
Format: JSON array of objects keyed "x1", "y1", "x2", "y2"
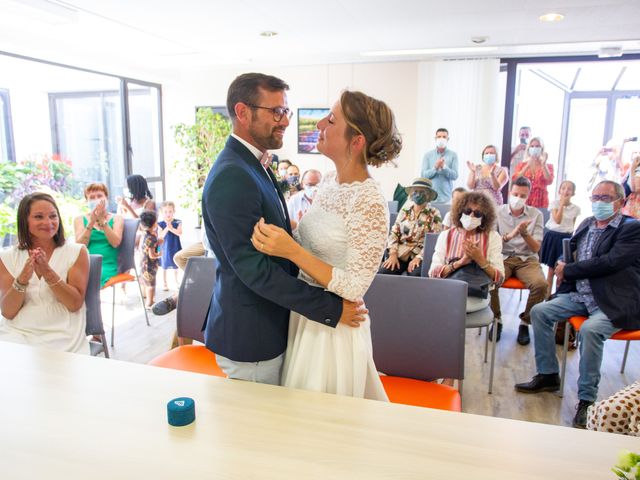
[{"x1": 248, "y1": 122, "x2": 286, "y2": 151}]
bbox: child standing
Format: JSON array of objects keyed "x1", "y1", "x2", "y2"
[
  {"x1": 539, "y1": 180, "x2": 581, "y2": 295},
  {"x1": 158, "y1": 201, "x2": 183, "y2": 290},
  {"x1": 139, "y1": 210, "x2": 161, "y2": 308}
]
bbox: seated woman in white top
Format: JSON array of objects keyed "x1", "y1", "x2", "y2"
[
  {"x1": 0, "y1": 193, "x2": 90, "y2": 354},
  {"x1": 538, "y1": 180, "x2": 580, "y2": 294},
  {"x1": 429, "y1": 191, "x2": 505, "y2": 313}
]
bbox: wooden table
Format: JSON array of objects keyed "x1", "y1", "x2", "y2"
[{"x1": 0, "y1": 342, "x2": 637, "y2": 479}]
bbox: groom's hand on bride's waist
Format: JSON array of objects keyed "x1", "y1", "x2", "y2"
[{"x1": 339, "y1": 298, "x2": 368, "y2": 328}]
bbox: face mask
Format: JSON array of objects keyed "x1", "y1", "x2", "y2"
[
  {"x1": 278, "y1": 170, "x2": 288, "y2": 178},
  {"x1": 483, "y1": 153, "x2": 497, "y2": 165},
  {"x1": 520, "y1": 136, "x2": 528, "y2": 145},
  {"x1": 123, "y1": 187, "x2": 131, "y2": 198},
  {"x1": 435, "y1": 138, "x2": 448, "y2": 149},
  {"x1": 460, "y1": 213, "x2": 482, "y2": 231},
  {"x1": 528, "y1": 147, "x2": 542, "y2": 157},
  {"x1": 509, "y1": 195, "x2": 526, "y2": 210},
  {"x1": 410, "y1": 191, "x2": 427, "y2": 205},
  {"x1": 286, "y1": 175, "x2": 299, "y2": 186},
  {"x1": 304, "y1": 185, "x2": 318, "y2": 199},
  {"x1": 87, "y1": 200, "x2": 99, "y2": 211},
  {"x1": 591, "y1": 201, "x2": 615, "y2": 221}
]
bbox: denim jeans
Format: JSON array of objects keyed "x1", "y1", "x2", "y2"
[{"x1": 530, "y1": 294, "x2": 620, "y2": 402}]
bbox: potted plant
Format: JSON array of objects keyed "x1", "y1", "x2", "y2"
[{"x1": 172, "y1": 108, "x2": 232, "y2": 227}]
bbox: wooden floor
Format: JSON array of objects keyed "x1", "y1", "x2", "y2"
[{"x1": 104, "y1": 285, "x2": 639, "y2": 429}]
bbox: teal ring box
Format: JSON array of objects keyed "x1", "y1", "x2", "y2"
[{"x1": 167, "y1": 397, "x2": 195, "y2": 426}]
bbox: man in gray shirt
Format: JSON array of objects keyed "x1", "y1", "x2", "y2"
[{"x1": 490, "y1": 176, "x2": 547, "y2": 345}]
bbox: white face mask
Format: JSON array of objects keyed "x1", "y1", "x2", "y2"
[
  {"x1": 304, "y1": 185, "x2": 318, "y2": 199},
  {"x1": 528, "y1": 146, "x2": 542, "y2": 157},
  {"x1": 460, "y1": 213, "x2": 482, "y2": 231},
  {"x1": 87, "y1": 200, "x2": 99, "y2": 211},
  {"x1": 509, "y1": 195, "x2": 526, "y2": 210},
  {"x1": 435, "y1": 138, "x2": 448, "y2": 149}
]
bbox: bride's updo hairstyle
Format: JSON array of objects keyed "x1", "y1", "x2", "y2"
[{"x1": 340, "y1": 90, "x2": 402, "y2": 167}]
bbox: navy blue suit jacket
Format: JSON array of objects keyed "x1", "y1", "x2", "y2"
[
  {"x1": 558, "y1": 214, "x2": 640, "y2": 330},
  {"x1": 202, "y1": 136, "x2": 342, "y2": 362}
]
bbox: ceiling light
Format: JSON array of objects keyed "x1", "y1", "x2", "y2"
[
  {"x1": 539, "y1": 13, "x2": 564, "y2": 22},
  {"x1": 361, "y1": 46, "x2": 498, "y2": 57},
  {"x1": 260, "y1": 31, "x2": 278, "y2": 37},
  {"x1": 471, "y1": 36, "x2": 489, "y2": 44}
]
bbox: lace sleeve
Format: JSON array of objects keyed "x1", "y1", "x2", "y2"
[{"x1": 327, "y1": 188, "x2": 388, "y2": 301}]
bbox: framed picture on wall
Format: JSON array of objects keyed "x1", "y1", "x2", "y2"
[{"x1": 297, "y1": 108, "x2": 329, "y2": 154}]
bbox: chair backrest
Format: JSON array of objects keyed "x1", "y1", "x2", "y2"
[
  {"x1": 432, "y1": 202, "x2": 451, "y2": 220},
  {"x1": 365, "y1": 274, "x2": 467, "y2": 382},
  {"x1": 539, "y1": 207, "x2": 550, "y2": 227},
  {"x1": 388, "y1": 200, "x2": 399, "y2": 214},
  {"x1": 118, "y1": 218, "x2": 140, "y2": 273},
  {"x1": 420, "y1": 232, "x2": 441, "y2": 277},
  {"x1": 85, "y1": 254, "x2": 104, "y2": 336},
  {"x1": 176, "y1": 256, "x2": 217, "y2": 343},
  {"x1": 389, "y1": 212, "x2": 398, "y2": 230}
]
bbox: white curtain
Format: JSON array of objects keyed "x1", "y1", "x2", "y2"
[{"x1": 415, "y1": 58, "x2": 503, "y2": 192}]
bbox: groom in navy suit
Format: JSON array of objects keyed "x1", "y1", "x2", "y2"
[{"x1": 202, "y1": 73, "x2": 366, "y2": 384}]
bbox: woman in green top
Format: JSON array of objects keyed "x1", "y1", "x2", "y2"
[{"x1": 74, "y1": 183, "x2": 124, "y2": 287}]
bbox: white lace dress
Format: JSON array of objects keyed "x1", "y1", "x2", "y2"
[{"x1": 281, "y1": 172, "x2": 389, "y2": 400}]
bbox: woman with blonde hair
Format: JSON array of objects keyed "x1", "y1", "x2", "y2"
[
  {"x1": 512, "y1": 137, "x2": 554, "y2": 208},
  {"x1": 252, "y1": 90, "x2": 402, "y2": 400}
]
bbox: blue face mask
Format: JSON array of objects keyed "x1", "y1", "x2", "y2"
[
  {"x1": 410, "y1": 191, "x2": 427, "y2": 205},
  {"x1": 528, "y1": 147, "x2": 542, "y2": 157},
  {"x1": 483, "y1": 153, "x2": 497, "y2": 165},
  {"x1": 286, "y1": 175, "x2": 300, "y2": 186},
  {"x1": 591, "y1": 201, "x2": 615, "y2": 221}
]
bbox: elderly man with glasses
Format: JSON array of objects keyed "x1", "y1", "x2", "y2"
[{"x1": 515, "y1": 180, "x2": 640, "y2": 429}]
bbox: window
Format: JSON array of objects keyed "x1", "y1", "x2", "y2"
[{"x1": 0, "y1": 89, "x2": 15, "y2": 163}]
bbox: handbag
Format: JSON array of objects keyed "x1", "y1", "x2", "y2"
[
  {"x1": 448, "y1": 262, "x2": 491, "y2": 299},
  {"x1": 445, "y1": 229, "x2": 491, "y2": 299}
]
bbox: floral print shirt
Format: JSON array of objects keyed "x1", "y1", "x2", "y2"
[{"x1": 387, "y1": 203, "x2": 442, "y2": 261}]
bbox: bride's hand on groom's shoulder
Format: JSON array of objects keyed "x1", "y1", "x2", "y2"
[{"x1": 251, "y1": 217, "x2": 298, "y2": 259}]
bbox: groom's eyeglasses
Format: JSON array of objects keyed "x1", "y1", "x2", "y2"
[
  {"x1": 462, "y1": 208, "x2": 484, "y2": 218},
  {"x1": 246, "y1": 104, "x2": 293, "y2": 122}
]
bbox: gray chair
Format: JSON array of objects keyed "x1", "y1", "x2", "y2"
[
  {"x1": 420, "y1": 232, "x2": 440, "y2": 277},
  {"x1": 389, "y1": 212, "x2": 398, "y2": 230},
  {"x1": 539, "y1": 207, "x2": 550, "y2": 227},
  {"x1": 365, "y1": 275, "x2": 467, "y2": 393},
  {"x1": 432, "y1": 202, "x2": 451, "y2": 220},
  {"x1": 465, "y1": 306, "x2": 497, "y2": 393},
  {"x1": 86, "y1": 254, "x2": 109, "y2": 358},
  {"x1": 176, "y1": 256, "x2": 216, "y2": 343},
  {"x1": 104, "y1": 218, "x2": 149, "y2": 347},
  {"x1": 387, "y1": 200, "x2": 399, "y2": 214}
]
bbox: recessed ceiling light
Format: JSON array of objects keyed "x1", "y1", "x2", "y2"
[
  {"x1": 260, "y1": 31, "x2": 278, "y2": 37},
  {"x1": 361, "y1": 46, "x2": 498, "y2": 57},
  {"x1": 539, "y1": 13, "x2": 564, "y2": 22}
]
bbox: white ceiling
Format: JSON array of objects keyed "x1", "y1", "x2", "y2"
[{"x1": 0, "y1": 0, "x2": 639, "y2": 75}]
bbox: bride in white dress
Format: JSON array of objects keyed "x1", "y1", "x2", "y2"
[{"x1": 252, "y1": 91, "x2": 402, "y2": 400}]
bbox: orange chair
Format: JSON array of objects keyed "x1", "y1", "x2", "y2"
[
  {"x1": 380, "y1": 376, "x2": 461, "y2": 411},
  {"x1": 559, "y1": 315, "x2": 640, "y2": 397},
  {"x1": 501, "y1": 276, "x2": 527, "y2": 302},
  {"x1": 365, "y1": 275, "x2": 465, "y2": 412},
  {"x1": 103, "y1": 218, "x2": 149, "y2": 347},
  {"x1": 148, "y1": 256, "x2": 226, "y2": 378}
]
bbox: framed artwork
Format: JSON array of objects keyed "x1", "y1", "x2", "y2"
[{"x1": 297, "y1": 108, "x2": 329, "y2": 154}]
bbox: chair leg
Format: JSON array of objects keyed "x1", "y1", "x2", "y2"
[
  {"x1": 111, "y1": 286, "x2": 116, "y2": 348},
  {"x1": 620, "y1": 340, "x2": 631, "y2": 374},
  {"x1": 101, "y1": 334, "x2": 110, "y2": 359},
  {"x1": 518, "y1": 289, "x2": 523, "y2": 302},
  {"x1": 483, "y1": 325, "x2": 489, "y2": 363},
  {"x1": 558, "y1": 321, "x2": 570, "y2": 398},
  {"x1": 458, "y1": 379, "x2": 463, "y2": 398},
  {"x1": 488, "y1": 317, "x2": 498, "y2": 394},
  {"x1": 134, "y1": 265, "x2": 150, "y2": 326}
]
